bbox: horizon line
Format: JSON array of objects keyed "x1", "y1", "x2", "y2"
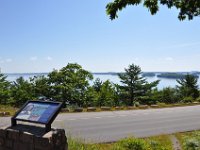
[{"x1": 2, "y1": 71, "x2": 199, "y2": 74}]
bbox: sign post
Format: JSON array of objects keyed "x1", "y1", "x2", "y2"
[{"x1": 11, "y1": 100, "x2": 63, "y2": 132}]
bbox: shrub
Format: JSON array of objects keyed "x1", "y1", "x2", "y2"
[
  {"x1": 118, "y1": 138, "x2": 150, "y2": 150},
  {"x1": 182, "y1": 97, "x2": 194, "y2": 103},
  {"x1": 183, "y1": 138, "x2": 200, "y2": 150},
  {"x1": 133, "y1": 102, "x2": 140, "y2": 107},
  {"x1": 67, "y1": 105, "x2": 80, "y2": 112},
  {"x1": 159, "y1": 87, "x2": 180, "y2": 104},
  {"x1": 196, "y1": 97, "x2": 200, "y2": 102}
]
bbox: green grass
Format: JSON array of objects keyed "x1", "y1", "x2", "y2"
[
  {"x1": 69, "y1": 131, "x2": 200, "y2": 150},
  {"x1": 68, "y1": 137, "x2": 112, "y2": 150},
  {"x1": 145, "y1": 135, "x2": 173, "y2": 150},
  {"x1": 175, "y1": 130, "x2": 200, "y2": 149},
  {"x1": 68, "y1": 135, "x2": 173, "y2": 150}
]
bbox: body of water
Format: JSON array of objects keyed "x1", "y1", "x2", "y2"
[
  {"x1": 94, "y1": 74, "x2": 180, "y2": 90},
  {"x1": 4, "y1": 73, "x2": 200, "y2": 90}
]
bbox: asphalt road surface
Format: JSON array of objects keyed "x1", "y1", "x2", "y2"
[{"x1": 1, "y1": 105, "x2": 200, "y2": 143}]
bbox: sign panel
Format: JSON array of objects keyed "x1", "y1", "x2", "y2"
[
  {"x1": 12, "y1": 100, "x2": 62, "y2": 132},
  {"x1": 12, "y1": 100, "x2": 62, "y2": 126},
  {"x1": 15, "y1": 101, "x2": 60, "y2": 124}
]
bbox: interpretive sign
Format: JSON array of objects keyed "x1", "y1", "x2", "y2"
[{"x1": 11, "y1": 100, "x2": 62, "y2": 132}]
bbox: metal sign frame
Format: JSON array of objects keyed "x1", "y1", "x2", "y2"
[{"x1": 11, "y1": 100, "x2": 63, "y2": 132}]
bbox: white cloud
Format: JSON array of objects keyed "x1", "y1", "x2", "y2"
[
  {"x1": 30, "y1": 56, "x2": 38, "y2": 61},
  {"x1": 165, "y1": 57, "x2": 173, "y2": 61},
  {"x1": 46, "y1": 56, "x2": 53, "y2": 61}
]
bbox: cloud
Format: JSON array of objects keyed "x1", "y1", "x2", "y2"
[
  {"x1": 165, "y1": 57, "x2": 173, "y2": 61},
  {"x1": 46, "y1": 56, "x2": 53, "y2": 61},
  {"x1": 30, "y1": 56, "x2": 38, "y2": 61}
]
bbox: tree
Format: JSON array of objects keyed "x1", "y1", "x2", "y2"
[
  {"x1": 48, "y1": 63, "x2": 93, "y2": 106},
  {"x1": 97, "y1": 80, "x2": 116, "y2": 107},
  {"x1": 160, "y1": 87, "x2": 180, "y2": 104},
  {"x1": 93, "y1": 78, "x2": 103, "y2": 93},
  {"x1": 106, "y1": 0, "x2": 200, "y2": 21},
  {"x1": 118, "y1": 64, "x2": 159, "y2": 105},
  {"x1": 30, "y1": 75, "x2": 51, "y2": 99},
  {"x1": 84, "y1": 87, "x2": 99, "y2": 107},
  {"x1": 176, "y1": 74, "x2": 199, "y2": 99},
  {"x1": 10, "y1": 77, "x2": 35, "y2": 107},
  {"x1": 0, "y1": 73, "x2": 11, "y2": 105}
]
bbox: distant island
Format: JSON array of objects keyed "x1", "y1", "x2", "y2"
[
  {"x1": 3, "y1": 71, "x2": 200, "y2": 79},
  {"x1": 93, "y1": 72, "x2": 119, "y2": 76},
  {"x1": 157, "y1": 73, "x2": 199, "y2": 79},
  {"x1": 142, "y1": 72, "x2": 155, "y2": 77}
]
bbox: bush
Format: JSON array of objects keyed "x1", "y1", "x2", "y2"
[
  {"x1": 183, "y1": 138, "x2": 200, "y2": 150},
  {"x1": 182, "y1": 97, "x2": 194, "y2": 103},
  {"x1": 133, "y1": 102, "x2": 140, "y2": 107},
  {"x1": 67, "y1": 105, "x2": 80, "y2": 112},
  {"x1": 196, "y1": 97, "x2": 200, "y2": 102},
  {"x1": 159, "y1": 87, "x2": 180, "y2": 104},
  {"x1": 118, "y1": 138, "x2": 150, "y2": 150}
]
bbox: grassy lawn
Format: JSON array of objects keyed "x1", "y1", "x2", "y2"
[
  {"x1": 68, "y1": 135, "x2": 173, "y2": 150},
  {"x1": 145, "y1": 135, "x2": 173, "y2": 150}
]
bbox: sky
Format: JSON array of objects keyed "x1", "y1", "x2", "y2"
[{"x1": 0, "y1": 0, "x2": 200, "y2": 73}]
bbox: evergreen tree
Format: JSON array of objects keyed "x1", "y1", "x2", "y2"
[
  {"x1": 0, "y1": 73, "x2": 11, "y2": 104},
  {"x1": 93, "y1": 78, "x2": 103, "y2": 93},
  {"x1": 98, "y1": 80, "x2": 116, "y2": 107},
  {"x1": 30, "y1": 75, "x2": 51, "y2": 99},
  {"x1": 118, "y1": 64, "x2": 159, "y2": 105},
  {"x1": 177, "y1": 74, "x2": 199, "y2": 99}
]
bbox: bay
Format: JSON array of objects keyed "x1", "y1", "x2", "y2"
[{"x1": 4, "y1": 73, "x2": 200, "y2": 90}]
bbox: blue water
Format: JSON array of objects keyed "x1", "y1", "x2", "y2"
[
  {"x1": 4, "y1": 73, "x2": 200, "y2": 90},
  {"x1": 93, "y1": 74, "x2": 178, "y2": 90}
]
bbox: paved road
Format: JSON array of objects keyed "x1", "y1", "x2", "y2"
[{"x1": 1, "y1": 105, "x2": 200, "y2": 143}]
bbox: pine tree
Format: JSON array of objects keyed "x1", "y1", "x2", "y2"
[{"x1": 118, "y1": 64, "x2": 159, "y2": 105}]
